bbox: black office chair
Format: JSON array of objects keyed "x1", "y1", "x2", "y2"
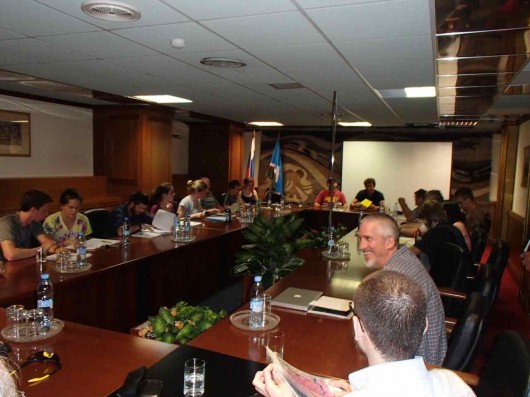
[
  {"x1": 265, "y1": 191, "x2": 283, "y2": 204},
  {"x1": 474, "y1": 330, "x2": 530, "y2": 397},
  {"x1": 470, "y1": 227, "x2": 488, "y2": 266},
  {"x1": 430, "y1": 241, "x2": 470, "y2": 292},
  {"x1": 443, "y1": 291, "x2": 488, "y2": 372},
  {"x1": 84, "y1": 208, "x2": 111, "y2": 238}
]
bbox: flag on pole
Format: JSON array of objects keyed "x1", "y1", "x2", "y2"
[
  {"x1": 266, "y1": 138, "x2": 284, "y2": 195},
  {"x1": 245, "y1": 132, "x2": 255, "y2": 178}
]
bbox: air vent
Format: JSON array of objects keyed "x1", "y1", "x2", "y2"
[
  {"x1": 81, "y1": 1, "x2": 141, "y2": 22},
  {"x1": 200, "y1": 58, "x2": 246, "y2": 68},
  {"x1": 269, "y1": 83, "x2": 304, "y2": 90},
  {"x1": 439, "y1": 121, "x2": 478, "y2": 127}
]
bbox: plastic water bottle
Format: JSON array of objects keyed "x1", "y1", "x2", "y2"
[
  {"x1": 379, "y1": 203, "x2": 385, "y2": 214},
  {"x1": 122, "y1": 217, "x2": 130, "y2": 246},
  {"x1": 392, "y1": 203, "x2": 398, "y2": 219},
  {"x1": 37, "y1": 273, "x2": 54, "y2": 331},
  {"x1": 183, "y1": 212, "x2": 191, "y2": 240},
  {"x1": 173, "y1": 215, "x2": 182, "y2": 239},
  {"x1": 76, "y1": 231, "x2": 87, "y2": 267},
  {"x1": 249, "y1": 276, "x2": 265, "y2": 329},
  {"x1": 224, "y1": 208, "x2": 231, "y2": 223}
]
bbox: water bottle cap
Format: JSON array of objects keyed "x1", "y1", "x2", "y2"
[
  {"x1": 78, "y1": 231, "x2": 84, "y2": 237},
  {"x1": 124, "y1": 217, "x2": 129, "y2": 221},
  {"x1": 41, "y1": 273, "x2": 49, "y2": 279},
  {"x1": 254, "y1": 275, "x2": 262, "y2": 282}
]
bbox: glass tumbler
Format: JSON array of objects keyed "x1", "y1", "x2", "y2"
[
  {"x1": 6, "y1": 305, "x2": 26, "y2": 339},
  {"x1": 183, "y1": 358, "x2": 205, "y2": 397}
]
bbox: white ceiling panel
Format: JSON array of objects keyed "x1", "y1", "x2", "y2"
[
  {"x1": 356, "y1": 60, "x2": 435, "y2": 89},
  {"x1": 306, "y1": 0, "x2": 430, "y2": 41},
  {"x1": 202, "y1": 12, "x2": 327, "y2": 49},
  {"x1": 511, "y1": 71, "x2": 530, "y2": 85},
  {"x1": 297, "y1": 0, "x2": 392, "y2": 8},
  {"x1": 385, "y1": 97, "x2": 438, "y2": 123},
  {"x1": 1, "y1": 0, "x2": 98, "y2": 36},
  {"x1": 0, "y1": 38, "x2": 91, "y2": 64},
  {"x1": 162, "y1": 0, "x2": 297, "y2": 20},
  {"x1": 0, "y1": 27, "x2": 25, "y2": 40},
  {"x1": 36, "y1": 0, "x2": 190, "y2": 29},
  {"x1": 114, "y1": 22, "x2": 237, "y2": 55},
  {"x1": 39, "y1": 31, "x2": 159, "y2": 59}
]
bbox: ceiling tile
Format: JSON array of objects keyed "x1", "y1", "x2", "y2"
[
  {"x1": 0, "y1": 38, "x2": 91, "y2": 64},
  {"x1": 39, "y1": 31, "x2": 158, "y2": 59},
  {"x1": 0, "y1": 27, "x2": 25, "y2": 40},
  {"x1": 385, "y1": 97, "x2": 438, "y2": 123},
  {"x1": 357, "y1": 60, "x2": 435, "y2": 88}
]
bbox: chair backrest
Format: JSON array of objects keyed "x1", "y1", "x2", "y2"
[
  {"x1": 430, "y1": 242, "x2": 467, "y2": 290},
  {"x1": 443, "y1": 292, "x2": 488, "y2": 372},
  {"x1": 84, "y1": 208, "x2": 111, "y2": 238},
  {"x1": 475, "y1": 330, "x2": 530, "y2": 397},
  {"x1": 266, "y1": 191, "x2": 284, "y2": 204},
  {"x1": 470, "y1": 227, "x2": 488, "y2": 264}
]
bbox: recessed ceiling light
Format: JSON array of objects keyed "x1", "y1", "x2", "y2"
[
  {"x1": 131, "y1": 95, "x2": 192, "y2": 104},
  {"x1": 81, "y1": 1, "x2": 141, "y2": 22},
  {"x1": 248, "y1": 121, "x2": 284, "y2": 127},
  {"x1": 404, "y1": 86, "x2": 436, "y2": 98},
  {"x1": 338, "y1": 122, "x2": 372, "y2": 127},
  {"x1": 200, "y1": 58, "x2": 247, "y2": 68}
]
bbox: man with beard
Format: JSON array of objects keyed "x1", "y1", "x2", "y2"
[
  {"x1": 252, "y1": 271, "x2": 474, "y2": 397},
  {"x1": 106, "y1": 191, "x2": 153, "y2": 238},
  {"x1": 357, "y1": 213, "x2": 446, "y2": 365}
]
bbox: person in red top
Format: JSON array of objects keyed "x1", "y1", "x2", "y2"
[{"x1": 313, "y1": 178, "x2": 347, "y2": 208}]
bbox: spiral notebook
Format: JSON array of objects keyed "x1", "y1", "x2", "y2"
[{"x1": 271, "y1": 288, "x2": 323, "y2": 311}]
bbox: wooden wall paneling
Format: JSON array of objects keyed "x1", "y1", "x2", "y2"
[
  {"x1": 141, "y1": 112, "x2": 172, "y2": 193},
  {"x1": 172, "y1": 174, "x2": 190, "y2": 200},
  {"x1": 229, "y1": 124, "x2": 244, "y2": 182}
]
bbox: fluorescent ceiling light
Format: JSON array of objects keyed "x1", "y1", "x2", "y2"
[
  {"x1": 248, "y1": 121, "x2": 284, "y2": 127},
  {"x1": 338, "y1": 122, "x2": 372, "y2": 127},
  {"x1": 404, "y1": 86, "x2": 436, "y2": 98},
  {"x1": 132, "y1": 95, "x2": 192, "y2": 104}
]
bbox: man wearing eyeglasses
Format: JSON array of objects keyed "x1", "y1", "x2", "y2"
[
  {"x1": 252, "y1": 271, "x2": 475, "y2": 397},
  {"x1": 454, "y1": 187, "x2": 489, "y2": 234}
]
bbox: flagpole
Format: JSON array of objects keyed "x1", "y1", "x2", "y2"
[{"x1": 328, "y1": 91, "x2": 337, "y2": 233}]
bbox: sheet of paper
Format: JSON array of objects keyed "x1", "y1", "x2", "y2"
[
  {"x1": 206, "y1": 215, "x2": 226, "y2": 222},
  {"x1": 359, "y1": 198, "x2": 372, "y2": 208},
  {"x1": 132, "y1": 230, "x2": 171, "y2": 239},
  {"x1": 84, "y1": 238, "x2": 120, "y2": 250},
  {"x1": 309, "y1": 296, "x2": 351, "y2": 311},
  {"x1": 152, "y1": 209, "x2": 175, "y2": 232}
]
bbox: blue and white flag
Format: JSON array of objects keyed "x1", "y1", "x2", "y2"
[
  {"x1": 266, "y1": 138, "x2": 284, "y2": 194},
  {"x1": 245, "y1": 132, "x2": 255, "y2": 178}
]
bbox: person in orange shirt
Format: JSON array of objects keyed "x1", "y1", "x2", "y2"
[{"x1": 313, "y1": 178, "x2": 346, "y2": 208}]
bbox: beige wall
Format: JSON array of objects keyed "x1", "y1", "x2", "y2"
[{"x1": 0, "y1": 94, "x2": 93, "y2": 177}]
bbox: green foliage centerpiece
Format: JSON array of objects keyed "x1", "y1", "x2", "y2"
[{"x1": 231, "y1": 213, "x2": 313, "y2": 288}]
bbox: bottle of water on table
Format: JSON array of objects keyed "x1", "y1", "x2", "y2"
[
  {"x1": 37, "y1": 273, "x2": 54, "y2": 331},
  {"x1": 249, "y1": 275, "x2": 265, "y2": 329},
  {"x1": 183, "y1": 211, "x2": 191, "y2": 240},
  {"x1": 122, "y1": 217, "x2": 130, "y2": 246},
  {"x1": 76, "y1": 231, "x2": 87, "y2": 267}
]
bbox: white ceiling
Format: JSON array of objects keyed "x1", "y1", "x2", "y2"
[{"x1": 0, "y1": 0, "x2": 528, "y2": 128}]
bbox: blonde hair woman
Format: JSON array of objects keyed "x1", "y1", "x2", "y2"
[{"x1": 178, "y1": 180, "x2": 220, "y2": 219}]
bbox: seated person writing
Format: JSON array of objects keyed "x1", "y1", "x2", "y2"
[
  {"x1": 43, "y1": 188, "x2": 92, "y2": 247},
  {"x1": 0, "y1": 190, "x2": 62, "y2": 261},
  {"x1": 252, "y1": 270, "x2": 475, "y2": 397},
  {"x1": 313, "y1": 178, "x2": 346, "y2": 208},
  {"x1": 350, "y1": 177, "x2": 384, "y2": 211},
  {"x1": 148, "y1": 182, "x2": 175, "y2": 216},
  {"x1": 178, "y1": 179, "x2": 219, "y2": 220},
  {"x1": 107, "y1": 191, "x2": 153, "y2": 238},
  {"x1": 221, "y1": 179, "x2": 245, "y2": 209},
  {"x1": 200, "y1": 177, "x2": 224, "y2": 211}
]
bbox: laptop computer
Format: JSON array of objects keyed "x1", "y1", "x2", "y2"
[{"x1": 271, "y1": 287, "x2": 323, "y2": 311}]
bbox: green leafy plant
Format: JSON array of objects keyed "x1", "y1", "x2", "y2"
[
  {"x1": 138, "y1": 301, "x2": 227, "y2": 345},
  {"x1": 231, "y1": 213, "x2": 313, "y2": 288}
]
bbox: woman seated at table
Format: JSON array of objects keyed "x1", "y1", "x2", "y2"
[
  {"x1": 149, "y1": 182, "x2": 175, "y2": 216},
  {"x1": 313, "y1": 178, "x2": 346, "y2": 208},
  {"x1": 178, "y1": 180, "x2": 219, "y2": 219},
  {"x1": 240, "y1": 177, "x2": 259, "y2": 205},
  {"x1": 43, "y1": 188, "x2": 92, "y2": 246}
]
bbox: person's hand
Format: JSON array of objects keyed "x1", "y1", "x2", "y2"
[
  {"x1": 252, "y1": 364, "x2": 293, "y2": 397},
  {"x1": 141, "y1": 224, "x2": 154, "y2": 232},
  {"x1": 328, "y1": 379, "x2": 352, "y2": 396},
  {"x1": 521, "y1": 251, "x2": 530, "y2": 271}
]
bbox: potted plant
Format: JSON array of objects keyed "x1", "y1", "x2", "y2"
[{"x1": 231, "y1": 213, "x2": 313, "y2": 289}]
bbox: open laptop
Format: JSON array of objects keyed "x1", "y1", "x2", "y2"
[{"x1": 271, "y1": 287, "x2": 323, "y2": 311}]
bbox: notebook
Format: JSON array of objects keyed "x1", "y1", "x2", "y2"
[
  {"x1": 271, "y1": 288, "x2": 323, "y2": 311},
  {"x1": 307, "y1": 296, "x2": 353, "y2": 320}
]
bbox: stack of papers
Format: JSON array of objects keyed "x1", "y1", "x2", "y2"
[{"x1": 308, "y1": 296, "x2": 353, "y2": 320}]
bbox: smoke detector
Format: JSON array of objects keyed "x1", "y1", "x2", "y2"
[{"x1": 81, "y1": 1, "x2": 141, "y2": 22}]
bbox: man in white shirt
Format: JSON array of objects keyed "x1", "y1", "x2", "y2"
[{"x1": 252, "y1": 270, "x2": 475, "y2": 397}]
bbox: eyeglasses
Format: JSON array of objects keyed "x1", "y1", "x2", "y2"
[
  {"x1": 11, "y1": 351, "x2": 61, "y2": 384},
  {"x1": 349, "y1": 302, "x2": 365, "y2": 331}
]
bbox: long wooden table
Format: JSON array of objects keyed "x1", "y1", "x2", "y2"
[
  {"x1": 0, "y1": 308, "x2": 177, "y2": 397},
  {"x1": 189, "y1": 230, "x2": 373, "y2": 380}
]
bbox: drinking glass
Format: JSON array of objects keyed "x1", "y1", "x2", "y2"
[
  {"x1": 337, "y1": 241, "x2": 350, "y2": 259},
  {"x1": 183, "y1": 358, "x2": 205, "y2": 397},
  {"x1": 266, "y1": 331, "x2": 285, "y2": 363},
  {"x1": 26, "y1": 308, "x2": 44, "y2": 337},
  {"x1": 262, "y1": 294, "x2": 272, "y2": 325},
  {"x1": 6, "y1": 305, "x2": 26, "y2": 339}
]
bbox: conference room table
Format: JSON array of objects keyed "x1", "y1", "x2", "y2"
[{"x1": 189, "y1": 230, "x2": 373, "y2": 380}]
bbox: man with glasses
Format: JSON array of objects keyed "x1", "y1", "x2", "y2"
[
  {"x1": 252, "y1": 271, "x2": 474, "y2": 397},
  {"x1": 454, "y1": 187, "x2": 489, "y2": 234}
]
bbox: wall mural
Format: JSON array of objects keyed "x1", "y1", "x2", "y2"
[{"x1": 258, "y1": 131, "x2": 493, "y2": 205}]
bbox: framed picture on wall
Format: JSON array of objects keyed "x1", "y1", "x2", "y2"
[{"x1": 0, "y1": 109, "x2": 30, "y2": 157}]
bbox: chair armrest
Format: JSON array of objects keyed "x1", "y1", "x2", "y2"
[
  {"x1": 425, "y1": 364, "x2": 479, "y2": 387},
  {"x1": 445, "y1": 320, "x2": 455, "y2": 335},
  {"x1": 438, "y1": 287, "x2": 467, "y2": 300}
]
